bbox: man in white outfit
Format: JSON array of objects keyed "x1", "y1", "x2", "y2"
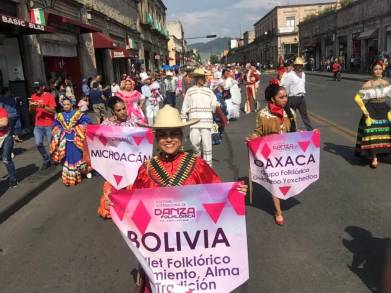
[
  {"x1": 141, "y1": 72, "x2": 162, "y2": 126},
  {"x1": 181, "y1": 68, "x2": 219, "y2": 167}
]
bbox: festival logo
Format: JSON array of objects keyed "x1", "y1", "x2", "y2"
[
  {"x1": 248, "y1": 130, "x2": 320, "y2": 200},
  {"x1": 86, "y1": 125, "x2": 153, "y2": 189},
  {"x1": 110, "y1": 182, "x2": 249, "y2": 293}
]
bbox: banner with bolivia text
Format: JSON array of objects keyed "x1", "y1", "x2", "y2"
[
  {"x1": 110, "y1": 182, "x2": 249, "y2": 293},
  {"x1": 248, "y1": 130, "x2": 320, "y2": 200},
  {"x1": 86, "y1": 125, "x2": 153, "y2": 189}
]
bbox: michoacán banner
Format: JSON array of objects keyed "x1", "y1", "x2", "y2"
[
  {"x1": 86, "y1": 125, "x2": 153, "y2": 189},
  {"x1": 110, "y1": 182, "x2": 249, "y2": 293},
  {"x1": 248, "y1": 130, "x2": 320, "y2": 200}
]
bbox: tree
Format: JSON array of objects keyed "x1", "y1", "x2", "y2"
[{"x1": 210, "y1": 55, "x2": 219, "y2": 64}]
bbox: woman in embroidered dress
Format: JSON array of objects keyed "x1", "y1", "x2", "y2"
[
  {"x1": 131, "y1": 105, "x2": 248, "y2": 292},
  {"x1": 354, "y1": 60, "x2": 391, "y2": 168},
  {"x1": 116, "y1": 78, "x2": 147, "y2": 125},
  {"x1": 246, "y1": 84, "x2": 296, "y2": 226},
  {"x1": 97, "y1": 96, "x2": 138, "y2": 219},
  {"x1": 50, "y1": 97, "x2": 91, "y2": 186}
]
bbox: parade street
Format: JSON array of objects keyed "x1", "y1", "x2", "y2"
[{"x1": 1, "y1": 74, "x2": 390, "y2": 293}]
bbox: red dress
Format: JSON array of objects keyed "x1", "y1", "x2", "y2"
[{"x1": 132, "y1": 151, "x2": 221, "y2": 292}]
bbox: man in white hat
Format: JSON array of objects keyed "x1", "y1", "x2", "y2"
[
  {"x1": 281, "y1": 57, "x2": 313, "y2": 131},
  {"x1": 181, "y1": 68, "x2": 219, "y2": 167},
  {"x1": 140, "y1": 73, "x2": 156, "y2": 126},
  {"x1": 162, "y1": 71, "x2": 178, "y2": 107}
]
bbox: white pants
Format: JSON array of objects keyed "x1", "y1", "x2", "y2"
[
  {"x1": 145, "y1": 101, "x2": 159, "y2": 126},
  {"x1": 190, "y1": 128, "x2": 213, "y2": 167}
]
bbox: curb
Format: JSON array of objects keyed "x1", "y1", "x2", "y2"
[
  {"x1": 305, "y1": 72, "x2": 370, "y2": 82},
  {"x1": 0, "y1": 167, "x2": 61, "y2": 224}
]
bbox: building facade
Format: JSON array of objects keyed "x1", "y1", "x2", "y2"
[
  {"x1": 167, "y1": 20, "x2": 184, "y2": 66},
  {"x1": 299, "y1": 0, "x2": 391, "y2": 72},
  {"x1": 254, "y1": 2, "x2": 336, "y2": 66},
  {"x1": 137, "y1": 0, "x2": 169, "y2": 72}
]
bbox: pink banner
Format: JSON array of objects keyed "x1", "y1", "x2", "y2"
[
  {"x1": 110, "y1": 182, "x2": 249, "y2": 293},
  {"x1": 248, "y1": 130, "x2": 320, "y2": 200},
  {"x1": 86, "y1": 125, "x2": 153, "y2": 189}
]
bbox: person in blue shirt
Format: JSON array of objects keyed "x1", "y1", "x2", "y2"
[{"x1": 89, "y1": 81, "x2": 107, "y2": 124}]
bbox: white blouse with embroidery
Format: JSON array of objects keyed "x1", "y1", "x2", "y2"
[{"x1": 359, "y1": 85, "x2": 391, "y2": 100}]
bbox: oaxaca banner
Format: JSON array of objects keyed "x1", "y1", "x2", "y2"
[
  {"x1": 248, "y1": 130, "x2": 320, "y2": 200},
  {"x1": 110, "y1": 182, "x2": 249, "y2": 293},
  {"x1": 86, "y1": 125, "x2": 153, "y2": 189}
]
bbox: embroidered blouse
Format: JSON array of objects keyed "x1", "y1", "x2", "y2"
[
  {"x1": 132, "y1": 152, "x2": 221, "y2": 189},
  {"x1": 358, "y1": 85, "x2": 391, "y2": 101},
  {"x1": 249, "y1": 106, "x2": 294, "y2": 137}
]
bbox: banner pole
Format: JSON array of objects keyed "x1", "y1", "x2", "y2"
[{"x1": 248, "y1": 149, "x2": 253, "y2": 205}]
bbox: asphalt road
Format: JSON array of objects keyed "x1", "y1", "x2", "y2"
[{"x1": 1, "y1": 75, "x2": 391, "y2": 293}]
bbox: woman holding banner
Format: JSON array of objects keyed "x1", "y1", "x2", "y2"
[
  {"x1": 97, "y1": 96, "x2": 138, "y2": 219},
  {"x1": 354, "y1": 60, "x2": 391, "y2": 168},
  {"x1": 246, "y1": 84, "x2": 296, "y2": 225},
  {"x1": 132, "y1": 105, "x2": 247, "y2": 292},
  {"x1": 50, "y1": 97, "x2": 91, "y2": 186}
]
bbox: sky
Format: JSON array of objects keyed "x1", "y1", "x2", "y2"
[{"x1": 164, "y1": 0, "x2": 332, "y2": 43}]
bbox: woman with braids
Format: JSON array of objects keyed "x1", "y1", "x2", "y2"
[
  {"x1": 97, "y1": 96, "x2": 138, "y2": 219},
  {"x1": 354, "y1": 60, "x2": 391, "y2": 168},
  {"x1": 246, "y1": 84, "x2": 296, "y2": 225},
  {"x1": 131, "y1": 105, "x2": 248, "y2": 292},
  {"x1": 50, "y1": 97, "x2": 91, "y2": 186}
]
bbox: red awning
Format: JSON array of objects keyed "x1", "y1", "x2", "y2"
[
  {"x1": 111, "y1": 48, "x2": 130, "y2": 58},
  {"x1": 47, "y1": 12, "x2": 101, "y2": 34},
  {"x1": 0, "y1": 13, "x2": 55, "y2": 35},
  {"x1": 92, "y1": 32, "x2": 118, "y2": 49}
]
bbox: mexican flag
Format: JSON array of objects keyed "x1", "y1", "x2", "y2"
[{"x1": 30, "y1": 8, "x2": 46, "y2": 25}]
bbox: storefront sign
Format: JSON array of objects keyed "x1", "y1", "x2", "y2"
[
  {"x1": 1, "y1": 14, "x2": 46, "y2": 32},
  {"x1": 110, "y1": 182, "x2": 249, "y2": 293},
  {"x1": 248, "y1": 130, "x2": 320, "y2": 200}
]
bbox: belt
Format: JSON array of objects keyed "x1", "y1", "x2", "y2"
[{"x1": 289, "y1": 94, "x2": 305, "y2": 97}]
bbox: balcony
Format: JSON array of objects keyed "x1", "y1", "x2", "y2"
[{"x1": 278, "y1": 26, "x2": 298, "y2": 35}]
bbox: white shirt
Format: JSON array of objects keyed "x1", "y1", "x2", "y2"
[
  {"x1": 181, "y1": 85, "x2": 219, "y2": 129},
  {"x1": 281, "y1": 71, "x2": 306, "y2": 96},
  {"x1": 111, "y1": 84, "x2": 120, "y2": 96}
]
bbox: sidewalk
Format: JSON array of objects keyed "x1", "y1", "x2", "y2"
[
  {"x1": 305, "y1": 71, "x2": 373, "y2": 82},
  {"x1": 0, "y1": 136, "x2": 61, "y2": 223}
]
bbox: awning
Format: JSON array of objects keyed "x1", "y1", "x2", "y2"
[
  {"x1": 357, "y1": 29, "x2": 378, "y2": 40},
  {"x1": 92, "y1": 32, "x2": 118, "y2": 49},
  {"x1": 47, "y1": 12, "x2": 101, "y2": 34},
  {"x1": 111, "y1": 48, "x2": 129, "y2": 59},
  {"x1": 0, "y1": 13, "x2": 55, "y2": 35}
]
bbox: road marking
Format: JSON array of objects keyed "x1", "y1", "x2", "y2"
[{"x1": 308, "y1": 111, "x2": 357, "y2": 143}]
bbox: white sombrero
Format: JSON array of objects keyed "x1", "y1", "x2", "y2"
[{"x1": 139, "y1": 105, "x2": 199, "y2": 129}]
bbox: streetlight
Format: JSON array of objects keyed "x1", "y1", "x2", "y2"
[{"x1": 181, "y1": 35, "x2": 217, "y2": 66}]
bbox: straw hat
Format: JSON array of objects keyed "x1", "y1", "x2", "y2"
[
  {"x1": 141, "y1": 105, "x2": 200, "y2": 129},
  {"x1": 294, "y1": 57, "x2": 305, "y2": 65},
  {"x1": 190, "y1": 68, "x2": 207, "y2": 77}
]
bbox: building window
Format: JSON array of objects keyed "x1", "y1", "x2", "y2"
[{"x1": 286, "y1": 16, "x2": 295, "y2": 27}]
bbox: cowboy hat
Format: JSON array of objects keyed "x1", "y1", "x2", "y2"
[
  {"x1": 294, "y1": 57, "x2": 305, "y2": 65},
  {"x1": 139, "y1": 105, "x2": 199, "y2": 129},
  {"x1": 190, "y1": 68, "x2": 207, "y2": 77},
  {"x1": 140, "y1": 72, "x2": 150, "y2": 83}
]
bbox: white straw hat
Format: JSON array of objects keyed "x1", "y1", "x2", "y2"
[{"x1": 139, "y1": 105, "x2": 199, "y2": 129}]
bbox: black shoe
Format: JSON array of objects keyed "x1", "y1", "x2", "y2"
[
  {"x1": 40, "y1": 161, "x2": 51, "y2": 170},
  {"x1": 9, "y1": 180, "x2": 18, "y2": 188}
]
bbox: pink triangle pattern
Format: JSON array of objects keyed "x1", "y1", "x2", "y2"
[
  {"x1": 114, "y1": 175, "x2": 123, "y2": 186},
  {"x1": 132, "y1": 135, "x2": 144, "y2": 146},
  {"x1": 247, "y1": 137, "x2": 262, "y2": 156},
  {"x1": 97, "y1": 135, "x2": 108, "y2": 146},
  {"x1": 203, "y1": 203, "x2": 225, "y2": 224},
  {"x1": 228, "y1": 186, "x2": 245, "y2": 216},
  {"x1": 261, "y1": 144, "x2": 271, "y2": 160},
  {"x1": 312, "y1": 130, "x2": 321, "y2": 148},
  {"x1": 279, "y1": 186, "x2": 291, "y2": 196},
  {"x1": 110, "y1": 190, "x2": 133, "y2": 221},
  {"x1": 86, "y1": 131, "x2": 95, "y2": 141},
  {"x1": 298, "y1": 141, "x2": 311, "y2": 152},
  {"x1": 131, "y1": 200, "x2": 151, "y2": 235},
  {"x1": 146, "y1": 130, "x2": 154, "y2": 144}
]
